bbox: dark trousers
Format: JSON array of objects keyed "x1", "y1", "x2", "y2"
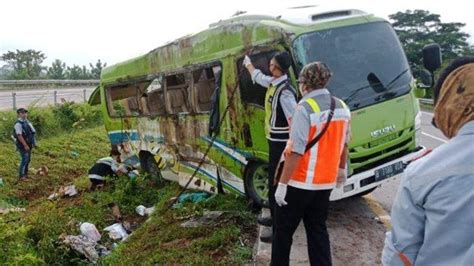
[
  {"x1": 18, "y1": 148, "x2": 32, "y2": 178},
  {"x1": 271, "y1": 187, "x2": 332, "y2": 266},
  {"x1": 268, "y1": 140, "x2": 287, "y2": 218}
]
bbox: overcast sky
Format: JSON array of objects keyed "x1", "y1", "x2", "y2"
[{"x1": 1, "y1": 0, "x2": 472, "y2": 67}]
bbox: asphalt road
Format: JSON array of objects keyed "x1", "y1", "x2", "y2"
[
  {"x1": 371, "y1": 110, "x2": 448, "y2": 213},
  {"x1": 0, "y1": 87, "x2": 96, "y2": 110}
]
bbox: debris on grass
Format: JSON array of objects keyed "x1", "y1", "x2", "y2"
[
  {"x1": 104, "y1": 223, "x2": 129, "y2": 241},
  {"x1": 108, "y1": 203, "x2": 122, "y2": 222},
  {"x1": 48, "y1": 185, "x2": 78, "y2": 200},
  {"x1": 62, "y1": 235, "x2": 100, "y2": 263},
  {"x1": 135, "y1": 205, "x2": 155, "y2": 217},
  {"x1": 173, "y1": 192, "x2": 211, "y2": 209},
  {"x1": 0, "y1": 207, "x2": 26, "y2": 215},
  {"x1": 180, "y1": 211, "x2": 224, "y2": 228},
  {"x1": 80, "y1": 222, "x2": 101, "y2": 242}
]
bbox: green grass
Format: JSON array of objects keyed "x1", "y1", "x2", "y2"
[{"x1": 0, "y1": 124, "x2": 257, "y2": 264}]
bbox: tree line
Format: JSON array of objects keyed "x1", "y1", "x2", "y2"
[
  {"x1": 0, "y1": 10, "x2": 472, "y2": 81},
  {"x1": 0, "y1": 50, "x2": 106, "y2": 80},
  {"x1": 390, "y1": 9, "x2": 473, "y2": 78}
]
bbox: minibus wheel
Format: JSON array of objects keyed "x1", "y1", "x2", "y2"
[{"x1": 244, "y1": 162, "x2": 270, "y2": 208}]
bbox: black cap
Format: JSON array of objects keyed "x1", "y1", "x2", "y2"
[
  {"x1": 16, "y1": 108, "x2": 28, "y2": 114},
  {"x1": 273, "y1": 51, "x2": 292, "y2": 71}
]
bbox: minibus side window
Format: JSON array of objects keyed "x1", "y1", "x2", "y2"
[
  {"x1": 192, "y1": 65, "x2": 222, "y2": 112},
  {"x1": 106, "y1": 84, "x2": 141, "y2": 117},
  {"x1": 165, "y1": 73, "x2": 190, "y2": 114},
  {"x1": 145, "y1": 76, "x2": 166, "y2": 116},
  {"x1": 237, "y1": 51, "x2": 277, "y2": 107}
]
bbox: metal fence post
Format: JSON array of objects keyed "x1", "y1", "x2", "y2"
[
  {"x1": 12, "y1": 92, "x2": 16, "y2": 110},
  {"x1": 83, "y1": 89, "x2": 86, "y2": 102},
  {"x1": 54, "y1": 91, "x2": 57, "y2": 106}
]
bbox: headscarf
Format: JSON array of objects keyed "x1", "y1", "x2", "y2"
[
  {"x1": 298, "y1": 61, "x2": 332, "y2": 90},
  {"x1": 434, "y1": 62, "x2": 474, "y2": 138}
]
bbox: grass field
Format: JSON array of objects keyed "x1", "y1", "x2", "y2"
[{"x1": 0, "y1": 107, "x2": 256, "y2": 265}]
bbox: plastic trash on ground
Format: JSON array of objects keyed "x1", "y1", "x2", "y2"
[
  {"x1": 64, "y1": 185, "x2": 78, "y2": 196},
  {"x1": 80, "y1": 222, "x2": 101, "y2": 242},
  {"x1": 136, "y1": 205, "x2": 156, "y2": 216},
  {"x1": 173, "y1": 192, "x2": 210, "y2": 209},
  {"x1": 62, "y1": 235, "x2": 99, "y2": 263},
  {"x1": 104, "y1": 223, "x2": 128, "y2": 241}
]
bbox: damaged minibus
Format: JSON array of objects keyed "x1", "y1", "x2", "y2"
[{"x1": 89, "y1": 7, "x2": 428, "y2": 207}]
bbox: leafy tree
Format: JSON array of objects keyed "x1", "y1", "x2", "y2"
[
  {"x1": 390, "y1": 10, "x2": 471, "y2": 76},
  {"x1": 47, "y1": 59, "x2": 67, "y2": 79},
  {"x1": 66, "y1": 64, "x2": 83, "y2": 79},
  {"x1": 0, "y1": 49, "x2": 46, "y2": 79},
  {"x1": 89, "y1": 59, "x2": 106, "y2": 79}
]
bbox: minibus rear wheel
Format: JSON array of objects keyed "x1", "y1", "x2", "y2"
[{"x1": 244, "y1": 162, "x2": 270, "y2": 208}]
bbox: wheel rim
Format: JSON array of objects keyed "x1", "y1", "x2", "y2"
[{"x1": 253, "y1": 164, "x2": 269, "y2": 202}]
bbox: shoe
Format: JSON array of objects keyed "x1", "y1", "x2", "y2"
[
  {"x1": 257, "y1": 216, "x2": 273, "y2": 227},
  {"x1": 260, "y1": 227, "x2": 272, "y2": 243}
]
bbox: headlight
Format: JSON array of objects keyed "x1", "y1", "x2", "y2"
[{"x1": 415, "y1": 111, "x2": 422, "y2": 145}]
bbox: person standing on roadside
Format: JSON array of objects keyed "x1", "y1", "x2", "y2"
[
  {"x1": 243, "y1": 51, "x2": 297, "y2": 243},
  {"x1": 13, "y1": 108, "x2": 36, "y2": 181},
  {"x1": 272, "y1": 62, "x2": 351, "y2": 266},
  {"x1": 382, "y1": 56, "x2": 474, "y2": 266}
]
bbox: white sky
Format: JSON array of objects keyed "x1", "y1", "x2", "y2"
[{"x1": 0, "y1": 0, "x2": 472, "y2": 67}]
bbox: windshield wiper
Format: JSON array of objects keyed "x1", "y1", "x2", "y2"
[
  {"x1": 343, "y1": 84, "x2": 373, "y2": 104},
  {"x1": 384, "y1": 68, "x2": 410, "y2": 91},
  {"x1": 344, "y1": 69, "x2": 410, "y2": 104}
]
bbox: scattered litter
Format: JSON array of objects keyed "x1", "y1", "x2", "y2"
[
  {"x1": 0, "y1": 177, "x2": 4, "y2": 187},
  {"x1": 0, "y1": 207, "x2": 26, "y2": 215},
  {"x1": 108, "y1": 203, "x2": 122, "y2": 222},
  {"x1": 64, "y1": 185, "x2": 78, "y2": 196},
  {"x1": 36, "y1": 165, "x2": 49, "y2": 176},
  {"x1": 48, "y1": 192, "x2": 59, "y2": 200},
  {"x1": 97, "y1": 244, "x2": 110, "y2": 256},
  {"x1": 104, "y1": 223, "x2": 128, "y2": 241},
  {"x1": 180, "y1": 211, "x2": 224, "y2": 228},
  {"x1": 122, "y1": 221, "x2": 132, "y2": 232},
  {"x1": 62, "y1": 235, "x2": 99, "y2": 263},
  {"x1": 80, "y1": 222, "x2": 101, "y2": 242},
  {"x1": 70, "y1": 151, "x2": 80, "y2": 158},
  {"x1": 173, "y1": 192, "x2": 210, "y2": 208},
  {"x1": 48, "y1": 185, "x2": 78, "y2": 200},
  {"x1": 135, "y1": 205, "x2": 155, "y2": 216}
]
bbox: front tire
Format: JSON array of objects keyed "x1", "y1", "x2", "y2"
[{"x1": 244, "y1": 162, "x2": 270, "y2": 208}]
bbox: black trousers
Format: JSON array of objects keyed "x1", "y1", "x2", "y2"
[
  {"x1": 271, "y1": 186, "x2": 332, "y2": 266},
  {"x1": 268, "y1": 140, "x2": 287, "y2": 218}
]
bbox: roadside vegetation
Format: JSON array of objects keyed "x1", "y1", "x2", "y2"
[{"x1": 0, "y1": 104, "x2": 256, "y2": 264}]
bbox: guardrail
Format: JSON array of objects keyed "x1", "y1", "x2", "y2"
[
  {"x1": 0, "y1": 80, "x2": 99, "y2": 91},
  {"x1": 418, "y1": 98, "x2": 434, "y2": 105},
  {"x1": 0, "y1": 88, "x2": 95, "y2": 110}
]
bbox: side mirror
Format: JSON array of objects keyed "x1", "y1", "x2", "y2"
[
  {"x1": 418, "y1": 69, "x2": 433, "y2": 88},
  {"x1": 423, "y1": 44, "x2": 442, "y2": 73}
]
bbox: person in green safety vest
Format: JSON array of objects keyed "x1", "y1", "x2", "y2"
[{"x1": 243, "y1": 51, "x2": 297, "y2": 243}]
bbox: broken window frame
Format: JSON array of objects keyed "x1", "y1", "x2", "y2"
[
  {"x1": 163, "y1": 71, "x2": 192, "y2": 114},
  {"x1": 104, "y1": 75, "x2": 165, "y2": 118},
  {"x1": 190, "y1": 62, "x2": 222, "y2": 114},
  {"x1": 143, "y1": 75, "x2": 166, "y2": 117},
  {"x1": 236, "y1": 49, "x2": 280, "y2": 108},
  {"x1": 105, "y1": 81, "x2": 145, "y2": 118}
]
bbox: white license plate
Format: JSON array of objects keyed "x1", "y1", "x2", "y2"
[{"x1": 374, "y1": 161, "x2": 405, "y2": 181}]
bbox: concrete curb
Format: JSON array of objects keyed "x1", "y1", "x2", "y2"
[{"x1": 363, "y1": 194, "x2": 392, "y2": 230}]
